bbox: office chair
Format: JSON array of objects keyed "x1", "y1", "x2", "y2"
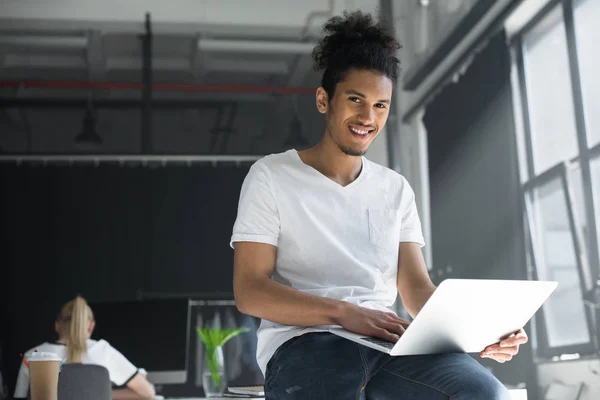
[{"x1": 57, "y1": 364, "x2": 111, "y2": 400}]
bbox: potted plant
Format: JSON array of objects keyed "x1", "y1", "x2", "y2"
[{"x1": 196, "y1": 326, "x2": 249, "y2": 397}]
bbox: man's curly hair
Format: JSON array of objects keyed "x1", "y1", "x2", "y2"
[{"x1": 312, "y1": 10, "x2": 401, "y2": 98}]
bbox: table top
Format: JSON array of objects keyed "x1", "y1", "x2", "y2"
[{"x1": 162, "y1": 398, "x2": 264, "y2": 400}]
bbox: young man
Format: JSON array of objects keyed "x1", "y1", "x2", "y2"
[{"x1": 231, "y1": 11, "x2": 526, "y2": 399}]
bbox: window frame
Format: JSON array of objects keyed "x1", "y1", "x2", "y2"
[{"x1": 510, "y1": 0, "x2": 600, "y2": 359}]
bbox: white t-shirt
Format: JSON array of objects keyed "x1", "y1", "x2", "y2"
[
  {"x1": 230, "y1": 149, "x2": 425, "y2": 376},
  {"x1": 14, "y1": 339, "x2": 138, "y2": 398}
]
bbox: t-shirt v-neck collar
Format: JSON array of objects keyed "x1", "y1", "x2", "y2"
[{"x1": 290, "y1": 149, "x2": 368, "y2": 190}]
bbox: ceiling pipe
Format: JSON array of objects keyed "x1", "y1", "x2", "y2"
[
  {"x1": 197, "y1": 39, "x2": 316, "y2": 54},
  {"x1": 0, "y1": 80, "x2": 315, "y2": 94},
  {"x1": 195, "y1": 1, "x2": 333, "y2": 53},
  {"x1": 300, "y1": 0, "x2": 335, "y2": 39},
  {"x1": 0, "y1": 35, "x2": 87, "y2": 49},
  {"x1": 193, "y1": 0, "x2": 333, "y2": 56}
]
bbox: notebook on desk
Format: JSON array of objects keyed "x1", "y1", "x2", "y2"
[{"x1": 226, "y1": 385, "x2": 265, "y2": 397}]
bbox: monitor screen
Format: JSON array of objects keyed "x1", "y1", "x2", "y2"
[
  {"x1": 190, "y1": 300, "x2": 263, "y2": 389},
  {"x1": 89, "y1": 298, "x2": 191, "y2": 384}
]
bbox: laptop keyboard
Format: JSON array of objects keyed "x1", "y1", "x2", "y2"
[{"x1": 360, "y1": 337, "x2": 395, "y2": 349}]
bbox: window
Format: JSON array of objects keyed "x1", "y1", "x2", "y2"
[
  {"x1": 568, "y1": 164, "x2": 593, "y2": 261},
  {"x1": 574, "y1": 0, "x2": 600, "y2": 147},
  {"x1": 511, "y1": 0, "x2": 600, "y2": 357},
  {"x1": 527, "y1": 176, "x2": 590, "y2": 347},
  {"x1": 592, "y1": 157, "x2": 600, "y2": 253},
  {"x1": 523, "y1": 9, "x2": 578, "y2": 174}
]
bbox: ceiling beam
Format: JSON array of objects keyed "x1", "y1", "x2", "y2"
[
  {"x1": 197, "y1": 38, "x2": 316, "y2": 54},
  {"x1": 0, "y1": 34, "x2": 87, "y2": 49},
  {"x1": 4, "y1": 54, "x2": 87, "y2": 68},
  {"x1": 205, "y1": 58, "x2": 289, "y2": 75},
  {"x1": 0, "y1": 0, "x2": 330, "y2": 37}
]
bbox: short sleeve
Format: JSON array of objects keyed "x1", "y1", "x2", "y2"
[
  {"x1": 100, "y1": 342, "x2": 138, "y2": 387},
  {"x1": 13, "y1": 359, "x2": 30, "y2": 398},
  {"x1": 230, "y1": 162, "x2": 280, "y2": 248},
  {"x1": 399, "y1": 178, "x2": 426, "y2": 247}
]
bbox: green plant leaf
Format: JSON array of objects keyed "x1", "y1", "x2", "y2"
[
  {"x1": 197, "y1": 325, "x2": 250, "y2": 390},
  {"x1": 197, "y1": 326, "x2": 250, "y2": 348},
  {"x1": 221, "y1": 327, "x2": 250, "y2": 347}
]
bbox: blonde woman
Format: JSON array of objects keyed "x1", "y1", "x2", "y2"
[{"x1": 14, "y1": 296, "x2": 155, "y2": 399}]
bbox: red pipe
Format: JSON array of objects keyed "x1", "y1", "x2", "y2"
[{"x1": 0, "y1": 80, "x2": 316, "y2": 94}]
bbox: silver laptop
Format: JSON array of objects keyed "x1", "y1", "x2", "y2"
[{"x1": 329, "y1": 279, "x2": 557, "y2": 355}]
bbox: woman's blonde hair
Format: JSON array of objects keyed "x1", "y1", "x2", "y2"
[{"x1": 57, "y1": 296, "x2": 94, "y2": 363}]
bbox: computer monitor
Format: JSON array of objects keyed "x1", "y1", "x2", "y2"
[
  {"x1": 190, "y1": 300, "x2": 263, "y2": 389},
  {"x1": 89, "y1": 298, "x2": 191, "y2": 385}
]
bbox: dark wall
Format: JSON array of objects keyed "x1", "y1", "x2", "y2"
[
  {"x1": 1, "y1": 163, "x2": 250, "y2": 395},
  {"x1": 423, "y1": 32, "x2": 536, "y2": 395}
]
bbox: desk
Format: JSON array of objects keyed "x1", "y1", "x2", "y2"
[{"x1": 160, "y1": 389, "x2": 523, "y2": 399}]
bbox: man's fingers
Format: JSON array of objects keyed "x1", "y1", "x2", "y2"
[
  {"x1": 388, "y1": 317, "x2": 410, "y2": 329},
  {"x1": 494, "y1": 346, "x2": 519, "y2": 356},
  {"x1": 482, "y1": 345, "x2": 520, "y2": 357},
  {"x1": 399, "y1": 319, "x2": 410, "y2": 329},
  {"x1": 486, "y1": 353, "x2": 513, "y2": 363},
  {"x1": 483, "y1": 344, "x2": 501, "y2": 353},
  {"x1": 379, "y1": 320, "x2": 406, "y2": 336},
  {"x1": 516, "y1": 328, "x2": 528, "y2": 337},
  {"x1": 480, "y1": 329, "x2": 527, "y2": 363},
  {"x1": 500, "y1": 334, "x2": 528, "y2": 348},
  {"x1": 385, "y1": 315, "x2": 410, "y2": 329},
  {"x1": 373, "y1": 327, "x2": 399, "y2": 343},
  {"x1": 384, "y1": 313, "x2": 408, "y2": 324}
]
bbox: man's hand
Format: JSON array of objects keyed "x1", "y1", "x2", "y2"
[
  {"x1": 480, "y1": 328, "x2": 528, "y2": 363},
  {"x1": 337, "y1": 302, "x2": 409, "y2": 343}
]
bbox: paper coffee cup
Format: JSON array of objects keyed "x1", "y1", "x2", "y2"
[{"x1": 27, "y1": 352, "x2": 62, "y2": 400}]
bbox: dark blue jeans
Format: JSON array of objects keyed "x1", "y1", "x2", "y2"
[{"x1": 265, "y1": 332, "x2": 511, "y2": 399}]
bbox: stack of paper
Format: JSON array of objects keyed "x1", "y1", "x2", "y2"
[{"x1": 224, "y1": 385, "x2": 265, "y2": 399}]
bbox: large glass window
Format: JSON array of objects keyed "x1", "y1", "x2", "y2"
[
  {"x1": 527, "y1": 178, "x2": 590, "y2": 347},
  {"x1": 511, "y1": 0, "x2": 600, "y2": 356},
  {"x1": 523, "y1": 9, "x2": 579, "y2": 175},
  {"x1": 592, "y1": 157, "x2": 600, "y2": 253},
  {"x1": 568, "y1": 165, "x2": 593, "y2": 264},
  {"x1": 574, "y1": 0, "x2": 600, "y2": 147}
]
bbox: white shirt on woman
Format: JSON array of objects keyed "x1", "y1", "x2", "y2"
[
  {"x1": 14, "y1": 339, "x2": 138, "y2": 398},
  {"x1": 230, "y1": 149, "x2": 426, "y2": 376}
]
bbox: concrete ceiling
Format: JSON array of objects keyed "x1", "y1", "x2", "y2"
[{"x1": 0, "y1": 0, "x2": 382, "y2": 98}]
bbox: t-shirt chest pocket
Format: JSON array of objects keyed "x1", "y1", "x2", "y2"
[{"x1": 368, "y1": 208, "x2": 401, "y2": 251}]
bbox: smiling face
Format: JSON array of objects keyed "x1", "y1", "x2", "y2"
[{"x1": 316, "y1": 68, "x2": 393, "y2": 156}]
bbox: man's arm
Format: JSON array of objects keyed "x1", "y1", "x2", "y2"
[
  {"x1": 234, "y1": 241, "x2": 408, "y2": 342},
  {"x1": 396, "y1": 242, "x2": 437, "y2": 318}
]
